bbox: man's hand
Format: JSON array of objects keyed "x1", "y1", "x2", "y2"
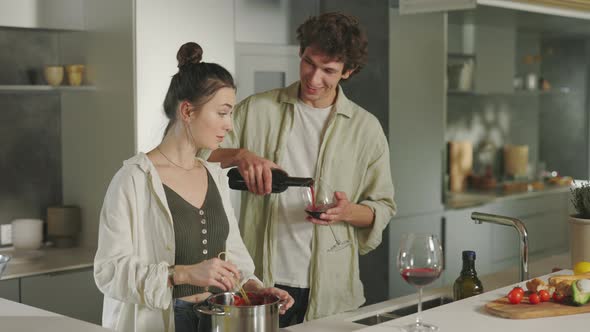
[
  {"x1": 259, "y1": 287, "x2": 294, "y2": 314},
  {"x1": 305, "y1": 191, "x2": 375, "y2": 227},
  {"x1": 306, "y1": 191, "x2": 352, "y2": 225},
  {"x1": 235, "y1": 149, "x2": 281, "y2": 195}
]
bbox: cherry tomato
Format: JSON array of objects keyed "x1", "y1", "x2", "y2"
[
  {"x1": 529, "y1": 293, "x2": 541, "y2": 304},
  {"x1": 538, "y1": 290, "x2": 550, "y2": 302},
  {"x1": 507, "y1": 289, "x2": 523, "y2": 304},
  {"x1": 553, "y1": 292, "x2": 565, "y2": 303},
  {"x1": 512, "y1": 287, "x2": 525, "y2": 297}
]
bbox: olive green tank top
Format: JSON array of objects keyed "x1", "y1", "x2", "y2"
[{"x1": 163, "y1": 170, "x2": 230, "y2": 298}]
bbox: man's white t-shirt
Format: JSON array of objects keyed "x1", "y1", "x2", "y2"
[{"x1": 272, "y1": 99, "x2": 333, "y2": 288}]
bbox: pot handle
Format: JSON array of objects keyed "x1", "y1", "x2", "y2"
[{"x1": 195, "y1": 306, "x2": 228, "y2": 316}]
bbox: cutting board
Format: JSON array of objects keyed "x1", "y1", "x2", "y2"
[{"x1": 485, "y1": 296, "x2": 590, "y2": 319}]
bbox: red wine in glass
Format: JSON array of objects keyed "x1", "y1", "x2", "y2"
[
  {"x1": 397, "y1": 233, "x2": 443, "y2": 332},
  {"x1": 300, "y1": 181, "x2": 351, "y2": 252},
  {"x1": 401, "y1": 267, "x2": 442, "y2": 287}
]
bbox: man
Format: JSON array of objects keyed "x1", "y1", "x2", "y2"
[{"x1": 209, "y1": 12, "x2": 396, "y2": 326}]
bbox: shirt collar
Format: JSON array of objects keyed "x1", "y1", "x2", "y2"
[{"x1": 279, "y1": 81, "x2": 353, "y2": 118}]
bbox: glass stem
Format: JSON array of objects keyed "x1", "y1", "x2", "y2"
[
  {"x1": 416, "y1": 287, "x2": 423, "y2": 326},
  {"x1": 328, "y1": 224, "x2": 340, "y2": 243}
]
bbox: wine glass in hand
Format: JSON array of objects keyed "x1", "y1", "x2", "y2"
[
  {"x1": 397, "y1": 233, "x2": 443, "y2": 332},
  {"x1": 301, "y1": 178, "x2": 351, "y2": 252}
]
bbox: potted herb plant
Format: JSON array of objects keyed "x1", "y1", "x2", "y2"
[{"x1": 570, "y1": 183, "x2": 590, "y2": 264}]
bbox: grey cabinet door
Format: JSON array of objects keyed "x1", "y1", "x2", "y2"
[
  {"x1": 20, "y1": 268, "x2": 102, "y2": 324},
  {"x1": 0, "y1": 279, "x2": 19, "y2": 302},
  {"x1": 389, "y1": 9, "x2": 446, "y2": 217}
]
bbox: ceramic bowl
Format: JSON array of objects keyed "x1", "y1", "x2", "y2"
[
  {"x1": 44, "y1": 65, "x2": 64, "y2": 86},
  {"x1": 65, "y1": 64, "x2": 85, "y2": 86}
]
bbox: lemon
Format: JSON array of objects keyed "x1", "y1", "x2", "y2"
[{"x1": 573, "y1": 261, "x2": 590, "y2": 275}]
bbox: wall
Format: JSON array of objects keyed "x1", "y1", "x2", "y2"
[
  {"x1": 0, "y1": 29, "x2": 62, "y2": 227},
  {"x1": 135, "y1": 0, "x2": 236, "y2": 153},
  {"x1": 235, "y1": 0, "x2": 318, "y2": 45},
  {"x1": 447, "y1": 94, "x2": 540, "y2": 177},
  {"x1": 446, "y1": 31, "x2": 542, "y2": 178}
]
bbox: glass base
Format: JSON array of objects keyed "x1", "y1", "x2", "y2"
[
  {"x1": 328, "y1": 240, "x2": 351, "y2": 252},
  {"x1": 402, "y1": 322, "x2": 439, "y2": 332}
]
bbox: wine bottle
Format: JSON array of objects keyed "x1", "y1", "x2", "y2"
[
  {"x1": 227, "y1": 167, "x2": 313, "y2": 193},
  {"x1": 453, "y1": 250, "x2": 484, "y2": 301}
]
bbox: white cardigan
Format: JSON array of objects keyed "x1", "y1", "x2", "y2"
[{"x1": 94, "y1": 153, "x2": 258, "y2": 332}]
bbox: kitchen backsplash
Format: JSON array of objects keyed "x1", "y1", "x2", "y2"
[
  {"x1": 0, "y1": 28, "x2": 62, "y2": 225},
  {"x1": 447, "y1": 93, "x2": 540, "y2": 177}
]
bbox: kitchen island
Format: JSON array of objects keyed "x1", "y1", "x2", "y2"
[
  {"x1": 355, "y1": 270, "x2": 586, "y2": 332},
  {"x1": 282, "y1": 253, "x2": 577, "y2": 331}
]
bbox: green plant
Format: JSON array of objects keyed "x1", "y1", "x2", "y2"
[{"x1": 571, "y1": 182, "x2": 590, "y2": 218}]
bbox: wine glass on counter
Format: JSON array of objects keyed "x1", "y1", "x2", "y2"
[
  {"x1": 397, "y1": 233, "x2": 443, "y2": 332},
  {"x1": 301, "y1": 177, "x2": 351, "y2": 252}
]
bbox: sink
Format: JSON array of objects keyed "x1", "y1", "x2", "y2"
[{"x1": 353, "y1": 296, "x2": 454, "y2": 326}]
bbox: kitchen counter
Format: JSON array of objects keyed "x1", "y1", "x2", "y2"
[
  {"x1": 444, "y1": 184, "x2": 571, "y2": 210},
  {"x1": 0, "y1": 297, "x2": 109, "y2": 331},
  {"x1": 282, "y1": 252, "x2": 571, "y2": 331},
  {"x1": 356, "y1": 270, "x2": 584, "y2": 332},
  {"x1": 0, "y1": 246, "x2": 95, "y2": 280}
]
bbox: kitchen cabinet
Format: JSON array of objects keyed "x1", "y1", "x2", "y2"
[
  {"x1": 20, "y1": 268, "x2": 102, "y2": 324},
  {"x1": 0, "y1": 0, "x2": 85, "y2": 31},
  {"x1": 443, "y1": 191, "x2": 570, "y2": 285},
  {"x1": 0, "y1": 279, "x2": 20, "y2": 303},
  {"x1": 448, "y1": 8, "x2": 517, "y2": 94}
]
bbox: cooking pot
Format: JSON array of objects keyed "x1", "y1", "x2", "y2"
[{"x1": 195, "y1": 292, "x2": 283, "y2": 332}]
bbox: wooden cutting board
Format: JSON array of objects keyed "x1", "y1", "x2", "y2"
[{"x1": 485, "y1": 296, "x2": 590, "y2": 319}]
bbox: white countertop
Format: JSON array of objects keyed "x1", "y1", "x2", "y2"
[
  {"x1": 357, "y1": 270, "x2": 585, "y2": 332},
  {"x1": 0, "y1": 246, "x2": 95, "y2": 280},
  {"x1": 282, "y1": 253, "x2": 573, "y2": 332},
  {"x1": 0, "y1": 297, "x2": 109, "y2": 331}
]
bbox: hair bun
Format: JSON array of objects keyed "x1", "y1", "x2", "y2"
[{"x1": 177, "y1": 42, "x2": 203, "y2": 68}]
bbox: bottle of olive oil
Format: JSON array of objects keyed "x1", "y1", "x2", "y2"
[{"x1": 453, "y1": 250, "x2": 483, "y2": 300}]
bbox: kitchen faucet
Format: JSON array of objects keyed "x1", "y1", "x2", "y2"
[{"x1": 471, "y1": 212, "x2": 529, "y2": 282}]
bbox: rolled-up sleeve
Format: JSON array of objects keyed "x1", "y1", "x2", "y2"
[
  {"x1": 94, "y1": 169, "x2": 172, "y2": 310},
  {"x1": 215, "y1": 167, "x2": 261, "y2": 286},
  {"x1": 357, "y1": 134, "x2": 397, "y2": 255}
]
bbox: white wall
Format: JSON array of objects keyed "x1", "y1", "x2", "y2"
[
  {"x1": 135, "y1": 0, "x2": 236, "y2": 153},
  {"x1": 235, "y1": 0, "x2": 292, "y2": 44}
]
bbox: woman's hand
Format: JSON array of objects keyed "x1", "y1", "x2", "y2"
[
  {"x1": 260, "y1": 287, "x2": 294, "y2": 314},
  {"x1": 242, "y1": 280, "x2": 294, "y2": 314},
  {"x1": 176, "y1": 258, "x2": 241, "y2": 291}
]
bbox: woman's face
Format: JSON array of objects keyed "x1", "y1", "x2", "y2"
[{"x1": 188, "y1": 87, "x2": 235, "y2": 150}]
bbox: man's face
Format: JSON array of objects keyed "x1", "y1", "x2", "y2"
[{"x1": 299, "y1": 45, "x2": 354, "y2": 108}]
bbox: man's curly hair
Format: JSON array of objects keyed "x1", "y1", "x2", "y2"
[{"x1": 296, "y1": 12, "x2": 368, "y2": 78}]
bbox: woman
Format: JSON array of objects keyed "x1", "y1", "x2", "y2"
[{"x1": 94, "y1": 42, "x2": 293, "y2": 332}]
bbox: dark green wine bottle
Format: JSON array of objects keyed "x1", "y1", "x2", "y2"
[
  {"x1": 453, "y1": 250, "x2": 484, "y2": 301},
  {"x1": 227, "y1": 167, "x2": 313, "y2": 193}
]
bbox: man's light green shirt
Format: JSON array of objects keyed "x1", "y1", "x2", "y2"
[{"x1": 222, "y1": 82, "x2": 396, "y2": 320}]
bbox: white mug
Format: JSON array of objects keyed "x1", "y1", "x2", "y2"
[{"x1": 12, "y1": 219, "x2": 43, "y2": 250}]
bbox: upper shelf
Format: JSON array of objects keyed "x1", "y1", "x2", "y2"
[{"x1": 0, "y1": 85, "x2": 96, "y2": 93}]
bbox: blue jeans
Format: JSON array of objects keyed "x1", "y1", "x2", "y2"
[{"x1": 173, "y1": 299, "x2": 211, "y2": 332}]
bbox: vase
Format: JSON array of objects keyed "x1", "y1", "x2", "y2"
[{"x1": 569, "y1": 214, "x2": 590, "y2": 265}]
